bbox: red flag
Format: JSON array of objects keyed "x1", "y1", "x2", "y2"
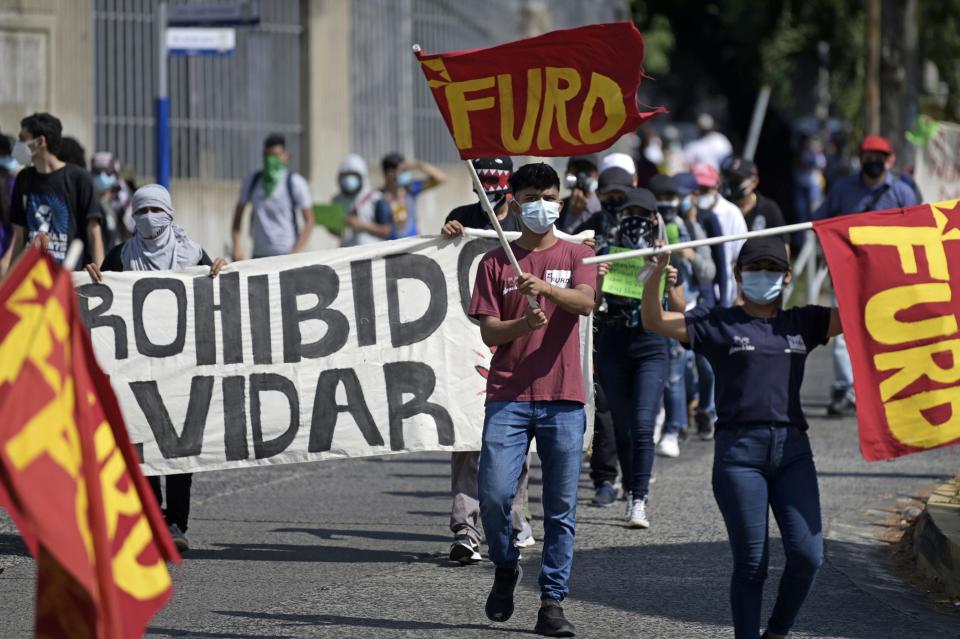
[
  {"x1": 416, "y1": 22, "x2": 665, "y2": 159},
  {"x1": 0, "y1": 247, "x2": 179, "y2": 638},
  {"x1": 814, "y1": 200, "x2": 960, "y2": 460}
]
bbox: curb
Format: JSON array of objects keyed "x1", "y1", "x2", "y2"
[{"x1": 912, "y1": 477, "x2": 960, "y2": 597}]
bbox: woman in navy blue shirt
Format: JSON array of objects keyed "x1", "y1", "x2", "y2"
[{"x1": 641, "y1": 235, "x2": 842, "y2": 639}]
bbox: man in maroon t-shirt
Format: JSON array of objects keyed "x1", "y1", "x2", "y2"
[{"x1": 468, "y1": 163, "x2": 596, "y2": 637}]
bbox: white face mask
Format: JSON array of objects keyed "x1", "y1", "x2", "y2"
[
  {"x1": 134, "y1": 211, "x2": 172, "y2": 240},
  {"x1": 696, "y1": 192, "x2": 716, "y2": 211},
  {"x1": 12, "y1": 140, "x2": 35, "y2": 167},
  {"x1": 518, "y1": 199, "x2": 561, "y2": 233}
]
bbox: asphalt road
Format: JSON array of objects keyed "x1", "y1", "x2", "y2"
[{"x1": 1, "y1": 349, "x2": 958, "y2": 638}]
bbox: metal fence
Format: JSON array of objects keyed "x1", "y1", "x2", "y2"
[
  {"x1": 351, "y1": 0, "x2": 631, "y2": 165},
  {"x1": 93, "y1": 0, "x2": 305, "y2": 182}
]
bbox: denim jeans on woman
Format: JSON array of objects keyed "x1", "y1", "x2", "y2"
[
  {"x1": 479, "y1": 400, "x2": 585, "y2": 601},
  {"x1": 596, "y1": 322, "x2": 667, "y2": 499},
  {"x1": 712, "y1": 425, "x2": 823, "y2": 639},
  {"x1": 663, "y1": 338, "x2": 688, "y2": 436}
]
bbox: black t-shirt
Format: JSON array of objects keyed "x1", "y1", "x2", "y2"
[
  {"x1": 445, "y1": 201, "x2": 523, "y2": 232},
  {"x1": 10, "y1": 164, "x2": 101, "y2": 264},
  {"x1": 685, "y1": 304, "x2": 832, "y2": 430},
  {"x1": 743, "y1": 193, "x2": 787, "y2": 241},
  {"x1": 101, "y1": 242, "x2": 213, "y2": 272}
]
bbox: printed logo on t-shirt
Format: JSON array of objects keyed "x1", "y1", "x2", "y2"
[
  {"x1": 25, "y1": 192, "x2": 71, "y2": 262},
  {"x1": 544, "y1": 269, "x2": 572, "y2": 288},
  {"x1": 785, "y1": 334, "x2": 807, "y2": 354},
  {"x1": 503, "y1": 276, "x2": 518, "y2": 295},
  {"x1": 729, "y1": 335, "x2": 756, "y2": 355}
]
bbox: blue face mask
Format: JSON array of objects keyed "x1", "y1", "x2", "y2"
[
  {"x1": 740, "y1": 270, "x2": 786, "y2": 304},
  {"x1": 679, "y1": 195, "x2": 693, "y2": 214},
  {"x1": 518, "y1": 199, "x2": 561, "y2": 233},
  {"x1": 396, "y1": 170, "x2": 414, "y2": 186},
  {"x1": 0, "y1": 155, "x2": 17, "y2": 173},
  {"x1": 93, "y1": 172, "x2": 117, "y2": 193}
]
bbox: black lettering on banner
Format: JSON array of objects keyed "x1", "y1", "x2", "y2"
[
  {"x1": 250, "y1": 373, "x2": 300, "y2": 459},
  {"x1": 383, "y1": 361, "x2": 454, "y2": 451},
  {"x1": 279, "y1": 265, "x2": 349, "y2": 362},
  {"x1": 385, "y1": 254, "x2": 447, "y2": 347},
  {"x1": 248, "y1": 274, "x2": 273, "y2": 365},
  {"x1": 222, "y1": 376, "x2": 249, "y2": 460},
  {"x1": 457, "y1": 238, "x2": 498, "y2": 325},
  {"x1": 77, "y1": 283, "x2": 128, "y2": 359},
  {"x1": 194, "y1": 271, "x2": 243, "y2": 365},
  {"x1": 308, "y1": 368, "x2": 384, "y2": 452},
  {"x1": 130, "y1": 377, "x2": 213, "y2": 458},
  {"x1": 132, "y1": 278, "x2": 187, "y2": 357},
  {"x1": 350, "y1": 260, "x2": 377, "y2": 347}
]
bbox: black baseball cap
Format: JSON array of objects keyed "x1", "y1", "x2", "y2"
[
  {"x1": 721, "y1": 156, "x2": 758, "y2": 181},
  {"x1": 616, "y1": 188, "x2": 658, "y2": 213},
  {"x1": 597, "y1": 167, "x2": 633, "y2": 193},
  {"x1": 737, "y1": 236, "x2": 789, "y2": 269},
  {"x1": 648, "y1": 173, "x2": 679, "y2": 196}
]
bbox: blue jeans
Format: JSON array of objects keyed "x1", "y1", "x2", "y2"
[
  {"x1": 596, "y1": 324, "x2": 667, "y2": 499},
  {"x1": 712, "y1": 426, "x2": 823, "y2": 638},
  {"x1": 663, "y1": 339, "x2": 688, "y2": 436},
  {"x1": 685, "y1": 350, "x2": 716, "y2": 419},
  {"x1": 479, "y1": 400, "x2": 585, "y2": 601},
  {"x1": 831, "y1": 333, "x2": 855, "y2": 401}
]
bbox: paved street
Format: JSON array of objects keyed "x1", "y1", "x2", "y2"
[{"x1": 1, "y1": 349, "x2": 958, "y2": 638}]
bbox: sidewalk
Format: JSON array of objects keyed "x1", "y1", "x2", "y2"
[{"x1": 913, "y1": 477, "x2": 960, "y2": 597}]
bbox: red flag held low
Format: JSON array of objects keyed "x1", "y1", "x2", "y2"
[
  {"x1": 814, "y1": 200, "x2": 960, "y2": 460},
  {"x1": 416, "y1": 21, "x2": 665, "y2": 159}
]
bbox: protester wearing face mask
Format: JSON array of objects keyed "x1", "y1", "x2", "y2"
[
  {"x1": 642, "y1": 235, "x2": 842, "y2": 639},
  {"x1": 91, "y1": 151, "x2": 134, "y2": 249},
  {"x1": 85, "y1": 184, "x2": 226, "y2": 553},
  {"x1": 333, "y1": 154, "x2": 392, "y2": 247},
  {"x1": 231, "y1": 133, "x2": 315, "y2": 261},
  {"x1": 692, "y1": 163, "x2": 747, "y2": 308},
  {"x1": 594, "y1": 187, "x2": 684, "y2": 529},
  {"x1": 570, "y1": 166, "x2": 634, "y2": 253},
  {"x1": 379, "y1": 152, "x2": 446, "y2": 239},
  {"x1": 557, "y1": 155, "x2": 600, "y2": 233},
  {"x1": 721, "y1": 157, "x2": 788, "y2": 249},
  {"x1": 439, "y1": 156, "x2": 535, "y2": 565},
  {"x1": 469, "y1": 163, "x2": 596, "y2": 637},
  {"x1": 0, "y1": 134, "x2": 17, "y2": 277},
  {"x1": 814, "y1": 135, "x2": 919, "y2": 418},
  {"x1": 9, "y1": 112, "x2": 104, "y2": 268}
]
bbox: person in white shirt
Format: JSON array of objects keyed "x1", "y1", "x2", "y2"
[
  {"x1": 692, "y1": 162, "x2": 747, "y2": 308},
  {"x1": 683, "y1": 113, "x2": 733, "y2": 169}
]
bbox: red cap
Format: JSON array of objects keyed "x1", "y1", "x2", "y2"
[
  {"x1": 860, "y1": 134, "x2": 892, "y2": 155},
  {"x1": 692, "y1": 163, "x2": 719, "y2": 188}
]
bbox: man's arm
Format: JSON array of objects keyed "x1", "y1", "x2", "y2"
[
  {"x1": 413, "y1": 160, "x2": 446, "y2": 190},
  {"x1": 10, "y1": 224, "x2": 25, "y2": 259},
  {"x1": 827, "y1": 307, "x2": 843, "y2": 338},
  {"x1": 517, "y1": 275, "x2": 595, "y2": 316},
  {"x1": 230, "y1": 203, "x2": 246, "y2": 261},
  {"x1": 478, "y1": 308, "x2": 547, "y2": 347},
  {"x1": 86, "y1": 219, "x2": 105, "y2": 266},
  {"x1": 291, "y1": 207, "x2": 315, "y2": 253}
]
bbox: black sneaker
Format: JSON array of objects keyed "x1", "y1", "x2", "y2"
[
  {"x1": 695, "y1": 412, "x2": 715, "y2": 441},
  {"x1": 827, "y1": 395, "x2": 856, "y2": 417},
  {"x1": 534, "y1": 600, "x2": 575, "y2": 637},
  {"x1": 449, "y1": 536, "x2": 481, "y2": 565},
  {"x1": 485, "y1": 565, "x2": 522, "y2": 622},
  {"x1": 590, "y1": 481, "x2": 617, "y2": 507}
]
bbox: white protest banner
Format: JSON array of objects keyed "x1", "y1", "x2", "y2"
[
  {"x1": 73, "y1": 230, "x2": 594, "y2": 475},
  {"x1": 914, "y1": 120, "x2": 960, "y2": 202}
]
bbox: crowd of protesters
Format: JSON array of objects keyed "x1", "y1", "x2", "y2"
[{"x1": 0, "y1": 108, "x2": 921, "y2": 638}]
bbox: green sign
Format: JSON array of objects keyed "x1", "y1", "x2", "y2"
[
  {"x1": 313, "y1": 202, "x2": 346, "y2": 232},
  {"x1": 601, "y1": 246, "x2": 666, "y2": 300}
]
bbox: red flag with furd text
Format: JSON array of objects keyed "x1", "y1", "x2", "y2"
[
  {"x1": 416, "y1": 22, "x2": 665, "y2": 159},
  {"x1": 0, "y1": 247, "x2": 179, "y2": 638},
  {"x1": 813, "y1": 200, "x2": 960, "y2": 460}
]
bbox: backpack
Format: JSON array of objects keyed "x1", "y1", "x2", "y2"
[{"x1": 245, "y1": 170, "x2": 300, "y2": 232}]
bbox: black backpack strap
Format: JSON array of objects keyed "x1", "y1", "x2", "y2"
[
  {"x1": 245, "y1": 170, "x2": 263, "y2": 204},
  {"x1": 861, "y1": 182, "x2": 891, "y2": 213},
  {"x1": 287, "y1": 171, "x2": 298, "y2": 231}
]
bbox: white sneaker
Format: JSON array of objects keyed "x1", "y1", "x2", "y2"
[
  {"x1": 628, "y1": 498, "x2": 650, "y2": 529},
  {"x1": 653, "y1": 405, "x2": 665, "y2": 444},
  {"x1": 656, "y1": 433, "x2": 680, "y2": 458}
]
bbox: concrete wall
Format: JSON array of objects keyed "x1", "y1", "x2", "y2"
[{"x1": 0, "y1": 0, "x2": 94, "y2": 148}]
